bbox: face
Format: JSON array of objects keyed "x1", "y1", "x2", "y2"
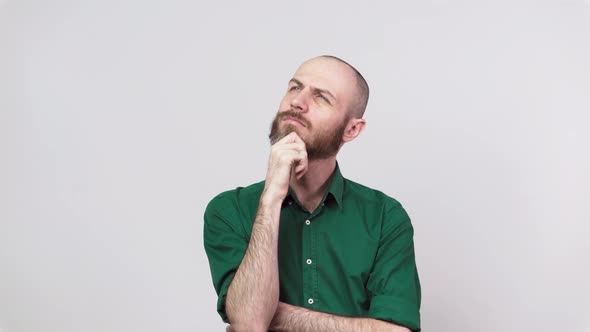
[{"x1": 268, "y1": 57, "x2": 360, "y2": 160}]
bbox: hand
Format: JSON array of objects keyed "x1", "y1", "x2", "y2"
[{"x1": 262, "y1": 132, "x2": 308, "y2": 203}]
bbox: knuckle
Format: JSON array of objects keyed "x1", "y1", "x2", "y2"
[{"x1": 278, "y1": 154, "x2": 290, "y2": 163}]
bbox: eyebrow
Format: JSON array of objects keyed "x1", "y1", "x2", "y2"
[{"x1": 289, "y1": 78, "x2": 336, "y2": 102}]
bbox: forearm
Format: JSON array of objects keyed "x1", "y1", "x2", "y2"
[
  {"x1": 225, "y1": 195, "x2": 282, "y2": 332},
  {"x1": 269, "y1": 302, "x2": 411, "y2": 332}
]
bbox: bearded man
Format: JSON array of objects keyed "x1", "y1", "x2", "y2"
[{"x1": 204, "y1": 55, "x2": 421, "y2": 332}]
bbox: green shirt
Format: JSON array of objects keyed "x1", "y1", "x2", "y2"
[{"x1": 203, "y1": 164, "x2": 421, "y2": 331}]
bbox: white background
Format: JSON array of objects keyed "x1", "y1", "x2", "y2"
[{"x1": 1, "y1": 1, "x2": 589, "y2": 331}]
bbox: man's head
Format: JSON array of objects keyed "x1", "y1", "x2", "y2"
[{"x1": 269, "y1": 55, "x2": 369, "y2": 160}]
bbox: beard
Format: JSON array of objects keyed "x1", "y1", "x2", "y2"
[{"x1": 268, "y1": 110, "x2": 349, "y2": 160}]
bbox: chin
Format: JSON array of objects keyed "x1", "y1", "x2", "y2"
[{"x1": 281, "y1": 123, "x2": 298, "y2": 134}]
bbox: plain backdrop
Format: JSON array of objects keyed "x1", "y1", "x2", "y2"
[{"x1": 1, "y1": 1, "x2": 589, "y2": 331}]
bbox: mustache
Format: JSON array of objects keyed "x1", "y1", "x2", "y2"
[{"x1": 277, "y1": 110, "x2": 311, "y2": 128}]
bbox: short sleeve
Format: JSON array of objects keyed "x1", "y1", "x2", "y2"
[
  {"x1": 203, "y1": 193, "x2": 249, "y2": 323},
  {"x1": 366, "y1": 201, "x2": 421, "y2": 331}
]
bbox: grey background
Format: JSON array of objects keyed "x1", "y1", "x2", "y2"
[{"x1": 1, "y1": 1, "x2": 589, "y2": 331}]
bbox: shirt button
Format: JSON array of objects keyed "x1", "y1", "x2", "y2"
[
  {"x1": 306, "y1": 259, "x2": 312, "y2": 264},
  {"x1": 288, "y1": 201, "x2": 293, "y2": 205},
  {"x1": 305, "y1": 220, "x2": 311, "y2": 225},
  {"x1": 308, "y1": 298, "x2": 314, "y2": 304}
]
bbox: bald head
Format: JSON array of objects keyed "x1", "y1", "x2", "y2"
[{"x1": 315, "y1": 55, "x2": 369, "y2": 118}]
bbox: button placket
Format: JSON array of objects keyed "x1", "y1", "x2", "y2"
[
  {"x1": 302, "y1": 214, "x2": 314, "y2": 308},
  {"x1": 309, "y1": 214, "x2": 319, "y2": 310}
]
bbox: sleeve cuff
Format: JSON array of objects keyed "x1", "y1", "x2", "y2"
[
  {"x1": 368, "y1": 294, "x2": 421, "y2": 331},
  {"x1": 217, "y1": 293, "x2": 229, "y2": 323}
]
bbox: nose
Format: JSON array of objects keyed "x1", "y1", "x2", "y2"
[{"x1": 290, "y1": 88, "x2": 310, "y2": 113}]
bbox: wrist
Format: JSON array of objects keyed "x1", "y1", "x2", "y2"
[
  {"x1": 260, "y1": 188, "x2": 285, "y2": 207},
  {"x1": 255, "y1": 191, "x2": 284, "y2": 229}
]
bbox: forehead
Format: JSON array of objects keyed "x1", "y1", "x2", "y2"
[{"x1": 292, "y1": 57, "x2": 358, "y2": 104}]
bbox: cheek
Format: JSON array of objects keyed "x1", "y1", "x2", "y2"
[
  {"x1": 279, "y1": 96, "x2": 291, "y2": 110},
  {"x1": 314, "y1": 112, "x2": 337, "y2": 128}
]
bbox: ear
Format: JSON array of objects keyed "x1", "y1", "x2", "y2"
[{"x1": 342, "y1": 118, "x2": 366, "y2": 143}]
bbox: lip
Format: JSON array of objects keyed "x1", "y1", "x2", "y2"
[{"x1": 283, "y1": 116, "x2": 306, "y2": 127}]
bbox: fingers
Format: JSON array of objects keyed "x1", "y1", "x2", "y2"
[
  {"x1": 269, "y1": 144, "x2": 307, "y2": 175},
  {"x1": 271, "y1": 139, "x2": 306, "y2": 165},
  {"x1": 293, "y1": 150, "x2": 308, "y2": 179},
  {"x1": 296, "y1": 161, "x2": 308, "y2": 176},
  {"x1": 279, "y1": 142, "x2": 306, "y2": 154},
  {"x1": 263, "y1": 131, "x2": 309, "y2": 200},
  {"x1": 277, "y1": 148, "x2": 307, "y2": 168},
  {"x1": 276, "y1": 131, "x2": 304, "y2": 145},
  {"x1": 268, "y1": 131, "x2": 308, "y2": 182},
  {"x1": 294, "y1": 164, "x2": 307, "y2": 180}
]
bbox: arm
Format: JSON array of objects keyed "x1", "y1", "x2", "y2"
[
  {"x1": 268, "y1": 302, "x2": 411, "y2": 332},
  {"x1": 224, "y1": 197, "x2": 281, "y2": 332},
  {"x1": 224, "y1": 132, "x2": 308, "y2": 332}
]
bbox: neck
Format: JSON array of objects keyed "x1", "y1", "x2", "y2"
[{"x1": 290, "y1": 157, "x2": 337, "y2": 212}]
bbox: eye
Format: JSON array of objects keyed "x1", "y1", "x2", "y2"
[
  {"x1": 316, "y1": 93, "x2": 330, "y2": 104},
  {"x1": 289, "y1": 85, "x2": 301, "y2": 91}
]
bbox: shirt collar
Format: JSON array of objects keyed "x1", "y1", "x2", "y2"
[
  {"x1": 284, "y1": 161, "x2": 344, "y2": 210},
  {"x1": 327, "y1": 162, "x2": 344, "y2": 209}
]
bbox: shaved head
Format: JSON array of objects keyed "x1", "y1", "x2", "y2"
[{"x1": 317, "y1": 55, "x2": 369, "y2": 118}]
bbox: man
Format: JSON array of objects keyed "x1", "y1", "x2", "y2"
[{"x1": 204, "y1": 55, "x2": 421, "y2": 332}]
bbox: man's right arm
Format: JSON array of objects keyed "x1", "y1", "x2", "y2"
[
  {"x1": 223, "y1": 195, "x2": 282, "y2": 332},
  {"x1": 223, "y1": 132, "x2": 308, "y2": 332}
]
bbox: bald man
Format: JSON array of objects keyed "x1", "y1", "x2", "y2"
[{"x1": 204, "y1": 56, "x2": 421, "y2": 332}]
